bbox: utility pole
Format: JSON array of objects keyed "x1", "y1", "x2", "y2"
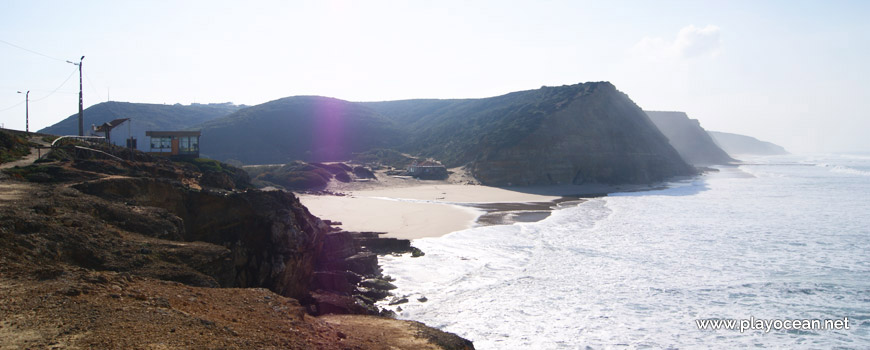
[
  {"x1": 17, "y1": 90, "x2": 29, "y2": 133},
  {"x1": 67, "y1": 56, "x2": 85, "y2": 136}
]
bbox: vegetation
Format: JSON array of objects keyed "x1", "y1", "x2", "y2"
[
  {"x1": 247, "y1": 160, "x2": 370, "y2": 191},
  {"x1": 178, "y1": 158, "x2": 228, "y2": 175},
  {"x1": 175, "y1": 158, "x2": 252, "y2": 190},
  {"x1": 2, "y1": 134, "x2": 252, "y2": 190},
  {"x1": 253, "y1": 162, "x2": 333, "y2": 190},
  {"x1": 0, "y1": 130, "x2": 33, "y2": 163},
  {"x1": 41, "y1": 135, "x2": 59, "y2": 143}
]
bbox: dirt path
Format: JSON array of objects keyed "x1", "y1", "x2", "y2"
[
  {"x1": 0, "y1": 135, "x2": 47, "y2": 206},
  {"x1": 0, "y1": 134, "x2": 50, "y2": 170}
]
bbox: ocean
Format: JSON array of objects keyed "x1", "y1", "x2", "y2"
[{"x1": 378, "y1": 154, "x2": 870, "y2": 349}]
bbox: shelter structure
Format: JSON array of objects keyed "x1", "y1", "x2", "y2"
[
  {"x1": 92, "y1": 118, "x2": 129, "y2": 143},
  {"x1": 146, "y1": 131, "x2": 200, "y2": 158}
]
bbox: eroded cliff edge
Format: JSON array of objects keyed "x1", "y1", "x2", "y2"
[
  {"x1": 467, "y1": 83, "x2": 697, "y2": 185},
  {"x1": 0, "y1": 135, "x2": 473, "y2": 349},
  {"x1": 645, "y1": 111, "x2": 735, "y2": 166}
]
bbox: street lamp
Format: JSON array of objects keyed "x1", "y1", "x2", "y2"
[
  {"x1": 66, "y1": 55, "x2": 85, "y2": 136},
  {"x1": 17, "y1": 90, "x2": 29, "y2": 133}
]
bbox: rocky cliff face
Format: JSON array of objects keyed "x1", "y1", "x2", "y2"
[
  {"x1": 645, "y1": 111, "x2": 735, "y2": 165},
  {"x1": 0, "y1": 141, "x2": 474, "y2": 348},
  {"x1": 469, "y1": 83, "x2": 696, "y2": 186},
  {"x1": 72, "y1": 178, "x2": 328, "y2": 299}
]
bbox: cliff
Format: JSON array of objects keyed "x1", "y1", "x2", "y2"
[
  {"x1": 0, "y1": 138, "x2": 472, "y2": 349},
  {"x1": 471, "y1": 83, "x2": 695, "y2": 185},
  {"x1": 366, "y1": 83, "x2": 695, "y2": 186},
  {"x1": 707, "y1": 131, "x2": 789, "y2": 156},
  {"x1": 645, "y1": 111, "x2": 735, "y2": 165}
]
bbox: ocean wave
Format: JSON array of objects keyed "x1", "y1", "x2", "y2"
[
  {"x1": 738, "y1": 165, "x2": 787, "y2": 178},
  {"x1": 380, "y1": 159, "x2": 870, "y2": 349},
  {"x1": 832, "y1": 153, "x2": 870, "y2": 161},
  {"x1": 816, "y1": 163, "x2": 870, "y2": 176}
]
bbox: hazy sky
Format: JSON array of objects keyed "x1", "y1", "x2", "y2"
[{"x1": 1, "y1": 0, "x2": 868, "y2": 153}]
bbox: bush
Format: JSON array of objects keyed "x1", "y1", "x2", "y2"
[
  {"x1": 177, "y1": 158, "x2": 252, "y2": 189},
  {"x1": 0, "y1": 130, "x2": 32, "y2": 163},
  {"x1": 334, "y1": 171, "x2": 351, "y2": 183}
]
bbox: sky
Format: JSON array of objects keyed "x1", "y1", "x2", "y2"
[{"x1": 1, "y1": 0, "x2": 868, "y2": 153}]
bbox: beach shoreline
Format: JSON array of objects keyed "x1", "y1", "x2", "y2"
[{"x1": 298, "y1": 174, "x2": 632, "y2": 239}]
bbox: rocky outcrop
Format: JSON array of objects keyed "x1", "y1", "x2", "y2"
[
  {"x1": 69, "y1": 172, "x2": 419, "y2": 313},
  {"x1": 708, "y1": 131, "x2": 789, "y2": 156},
  {"x1": 469, "y1": 83, "x2": 696, "y2": 185},
  {"x1": 248, "y1": 161, "x2": 378, "y2": 191},
  {"x1": 645, "y1": 111, "x2": 735, "y2": 165},
  {"x1": 1, "y1": 137, "x2": 474, "y2": 349},
  {"x1": 310, "y1": 230, "x2": 420, "y2": 316},
  {"x1": 73, "y1": 177, "x2": 328, "y2": 300}
]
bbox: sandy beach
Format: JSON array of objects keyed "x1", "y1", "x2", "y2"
[{"x1": 298, "y1": 175, "x2": 626, "y2": 239}]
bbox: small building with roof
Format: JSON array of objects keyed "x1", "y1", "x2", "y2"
[{"x1": 146, "y1": 131, "x2": 200, "y2": 158}]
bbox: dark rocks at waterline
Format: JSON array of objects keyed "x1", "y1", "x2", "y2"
[
  {"x1": 360, "y1": 278, "x2": 398, "y2": 291},
  {"x1": 350, "y1": 231, "x2": 426, "y2": 257},
  {"x1": 309, "y1": 230, "x2": 425, "y2": 315},
  {"x1": 388, "y1": 296, "x2": 409, "y2": 306}
]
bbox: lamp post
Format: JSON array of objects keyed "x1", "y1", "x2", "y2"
[
  {"x1": 66, "y1": 56, "x2": 85, "y2": 136},
  {"x1": 17, "y1": 90, "x2": 29, "y2": 133}
]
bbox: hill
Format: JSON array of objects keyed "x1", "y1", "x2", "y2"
[
  {"x1": 38, "y1": 101, "x2": 243, "y2": 150},
  {"x1": 197, "y1": 96, "x2": 404, "y2": 164},
  {"x1": 366, "y1": 82, "x2": 695, "y2": 185},
  {"x1": 93, "y1": 82, "x2": 696, "y2": 186},
  {"x1": 708, "y1": 131, "x2": 789, "y2": 156},
  {"x1": 645, "y1": 111, "x2": 735, "y2": 165}
]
